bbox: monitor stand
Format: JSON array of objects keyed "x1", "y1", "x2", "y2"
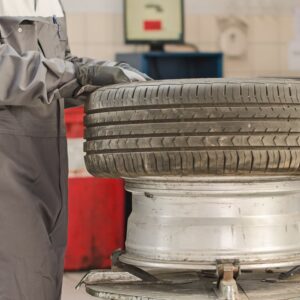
[{"x1": 149, "y1": 43, "x2": 165, "y2": 52}]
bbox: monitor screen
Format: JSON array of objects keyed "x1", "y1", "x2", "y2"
[{"x1": 124, "y1": 0, "x2": 184, "y2": 45}]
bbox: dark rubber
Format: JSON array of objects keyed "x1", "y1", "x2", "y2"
[{"x1": 84, "y1": 78, "x2": 300, "y2": 177}]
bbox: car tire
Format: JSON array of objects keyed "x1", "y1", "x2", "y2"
[{"x1": 84, "y1": 78, "x2": 300, "y2": 177}]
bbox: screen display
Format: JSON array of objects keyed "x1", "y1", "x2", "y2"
[{"x1": 125, "y1": 0, "x2": 184, "y2": 43}]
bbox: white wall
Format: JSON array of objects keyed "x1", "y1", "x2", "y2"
[
  {"x1": 62, "y1": 0, "x2": 297, "y2": 14},
  {"x1": 61, "y1": 0, "x2": 300, "y2": 77}
]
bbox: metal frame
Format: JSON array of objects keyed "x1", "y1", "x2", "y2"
[{"x1": 78, "y1": 257, "x2": 300, "y2": 300}]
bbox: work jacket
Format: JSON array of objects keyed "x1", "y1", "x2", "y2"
[
  {"x1": 0, "y1": 2, "x2": 82, "y2": 298},
  {"x1": 0, "y1": 0, "x2": 80, "y2": 138}
]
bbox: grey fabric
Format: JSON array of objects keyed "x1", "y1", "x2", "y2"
[
  {"x1": 0, "y1": 134, "x2": 68, "y2": 300},
  {"x1": 0, "y1": 43, "x2": 76, "y2": 105},
  {"x1": 0, "y1": 16, "x2": 77, "y2": 137},
  {"x1": 0, "y1": 6, "x2": 70, "y2": 300}
]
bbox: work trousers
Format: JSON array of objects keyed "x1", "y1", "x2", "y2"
[{"x1": 0, "y1": 133, "x2": 68, "y2": 300}]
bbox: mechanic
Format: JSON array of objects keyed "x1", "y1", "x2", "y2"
[{"x1": 0, "y1": 1, "x2": 149, "y2": 299}]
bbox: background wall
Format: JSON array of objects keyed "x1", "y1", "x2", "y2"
[{"x1": 61, "y1": 0, "x2": 300, "y2": 77}]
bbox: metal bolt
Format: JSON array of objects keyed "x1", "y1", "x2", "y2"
[{"x1": 223, "y1": 265, "x2": 235, "y2": 282}]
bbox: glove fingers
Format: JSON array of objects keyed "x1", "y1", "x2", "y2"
[
  {"x1": 91, "y1": 66, "x2": 130, "y2": 86},
  {"x1": 121, "y1": 69, "x2": 148, "y2": 82},
  {"x1": 75, "y1": 61, "x2": 152, "y2": 87},
  {"x1": 117, "y1": 63, "x2": 153, "y2": 81}
]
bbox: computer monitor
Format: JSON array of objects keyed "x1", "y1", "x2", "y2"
[{"x1": 124, "y1": 0, "x2": 184, "y2": 51}]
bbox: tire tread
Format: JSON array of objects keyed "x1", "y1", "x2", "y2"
[{"x1": 84, "y1": 79, "x2": 300, "y2": 177}]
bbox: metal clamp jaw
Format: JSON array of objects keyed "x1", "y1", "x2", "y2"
[
  {"x1": 76, "y1": 249, "x2": 159, "y2": 290},
  {"x1": 215, "y1": 260, "x2": 241, "y2": 300}
]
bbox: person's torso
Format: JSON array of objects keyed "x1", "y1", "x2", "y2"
[{"x1": 0, "y1": 0, "x2": 69, "y2": 137}]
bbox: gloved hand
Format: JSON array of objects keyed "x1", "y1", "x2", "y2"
[{"x1": 74, "y1": 61, "x2": 151, "y2": 87}]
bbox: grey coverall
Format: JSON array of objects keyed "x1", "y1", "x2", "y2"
[{"x1": 0, "y1": 1, "x2": 116, "y2": 299}]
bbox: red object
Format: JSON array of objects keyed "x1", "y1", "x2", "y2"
[
  {"x1": 144, "y1": 20, "x2": 162, "y2": 31},
  {"x1": 64, "y1": 107, "x2": 125, "y2": 271},
  {"x1": 65, "y1": 177, "x2": 125, "y2": 270},
  {"x1": 64, "y1": 106, "x2": 84, "y2": 138}
]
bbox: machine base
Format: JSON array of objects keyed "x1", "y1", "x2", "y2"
[{"x1": 81, "y1": 268, "x2": 300, "y2": 300}]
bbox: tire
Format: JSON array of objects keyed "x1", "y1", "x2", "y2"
[{"x1": 84, "y1": 78, "x2": 300, "y2": 177}]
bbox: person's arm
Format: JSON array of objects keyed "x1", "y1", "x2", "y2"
[
  {"x1": 63, "y1": 53, "x2": 151, "y2": 107},
  {"x1": 0, "y1": 44, "x2": 77, "y2": 106},
  {"x1": 0, "y1": 42, "x2": 150, "y2": 108},
  {"x1": 67, "y1": 53, "x2": 150, "y2": 87}
]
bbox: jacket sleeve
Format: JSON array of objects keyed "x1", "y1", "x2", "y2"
[
  {"x1": 0, "y1": 43, "x2": 78, "y2": 106},
  {"x1": 63, "y1": 47, "x2": 107, "y2": 108}
]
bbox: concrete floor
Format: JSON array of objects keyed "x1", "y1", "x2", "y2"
[{"x1": 62, "y1": 273, "x2": 95, "y2": 300}]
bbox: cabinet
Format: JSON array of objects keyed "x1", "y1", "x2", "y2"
[{"x1": 116, "y1": 52, "x2": 223, "y2": 79}]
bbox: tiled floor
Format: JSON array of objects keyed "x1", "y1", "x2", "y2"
[{"x1": 62, "y1": 273, "x2": 95, "y2": 300}]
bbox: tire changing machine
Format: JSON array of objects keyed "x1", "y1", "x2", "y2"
[{"x1": 77, "y1": 176, "x2": 300, "y2": 299}]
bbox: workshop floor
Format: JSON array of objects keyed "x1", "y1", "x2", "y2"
[{"x1": 62, "y1": 273, "x2": 94, "y2": 300}]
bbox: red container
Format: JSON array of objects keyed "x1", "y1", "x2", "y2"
[
  {"x1": 65, "y1": 106, "x2": 85, "y2": 138},
  {"x1": 64, "y1": 107, "x2": 125, "y2": 271}
]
